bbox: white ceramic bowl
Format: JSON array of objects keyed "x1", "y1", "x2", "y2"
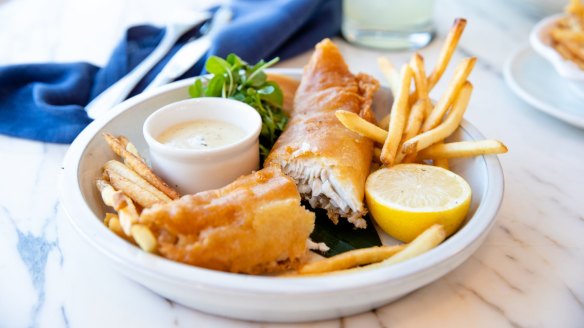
[
  {"x1": 143, "y1": 98, "x2": 262, "y2": 194},
  {"x1": 530, "y1": 14, "x2": 584, "y2": 96},
  {"x1": 60, "y1": 69, "x2": 504, "y2": 322}
]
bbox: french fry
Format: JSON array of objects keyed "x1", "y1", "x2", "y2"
[
  {"x1": 410, "y1": 53, "x2": 430, "y2": 112},
  {"x1": 378, "y1": 115, "x2": 390, "y2": 130},
  {"x1": 131, "y1": 224, "x2": 158, "y2": 253},
  {"x1": 96, "y1": 179, "x2": 119, "y2": 208},
  {"x1": 373, "y1": 147, "x2": 382, "y2": 162},
  {"x1": 560, "y1": 40, "x2": 584, "y2": 62},
  {"x1": 336, "y1": 110, "x2": 388, "y2": 144},
  {"x1": 299, "y1": 244, "x2": 405, "y2": 274},
  {"x1": 104, "y1": 212, "x2": 117, "y2": 226},
  {"x1": 402, "y1": 82, "x2": 473, "y2": 156},
  {"x1": 431, "y1": 141, "x2": 449, "y2": 169},
  {"x1": 97, "y1": 179, "x2": 134, "y2": 213},
  {"x1": 551, "y1": 28, "x2": 584, "y2": 43},
  {"x1": 117, "y1": 135, "x2": 130, "y2": 146},
  {"x1": 118, "y1": 206, "x2": 140, "y2": 237},
  {"x1": 422, "y1": 57, "x2": 476, "y2": 132},
  {"x1": 98, "y1": 178, "x2": 153, "y2": 249},
  {"x1": 321, "y1": 224, "x2": 448, "y2": 275},
  {"x1": 106, "y1": 170, "x2": 166, "y2": 208},
  {"x1": 377, "y1": 56, "x2": 400, "y2": 130},
  {"x1": 377, "y1": 57, "x2": 401, "y2": 94},
  {"x1": 433, "y1": 157, "x2": 450, "y2": 170},
  {"x1": 554, "y1": 43, "x2": 584, "y2": 69},
  {"x1": 396, "y1": 100, "x2": 427, "y2": 163},
  {"x1": 427, "y1": 18, "x2": 467, "y2": 90},
  {"x1": 104, "y1": 160, "x2": 171, "y2": 208},
  {"x1": 418, "y1": 140, "x2": 508, "y2": 159},
  {"x1": 567, "y1": 0, "x2": 584, "y2": 17},
  {"x1": 554, "y1": 42, "x2": 577, "y2": 61},
  {"x1": 107, "y1": 215, "x2": 125, "y2": 238},
  {"x1": 96, "y1": 179, "x2": 140, "y2": 236},
  {"x1": 381, "y1": 224, "x2": 446, "y2": 266},
  {"x1": 389, "y1": 53, "x2": 431, "y2": 164},
  {"x1": 117, "y1": 135, "x2": 143, "y2": 161},
  {"x1": 103, "y1": 133, "x2": 180, "y2": 200},
  {"x1": 381, "y1": 65, "x2": 413, "y2": 166}
]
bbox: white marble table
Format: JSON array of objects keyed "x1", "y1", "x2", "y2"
[{"x1": 1, "y1": 0, "x2": 583, "y2": 327}]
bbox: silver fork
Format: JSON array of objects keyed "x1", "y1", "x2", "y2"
[
  {"x1": 85, "y1": 11, "x2": 211, "y2": 120},
  {"x1": 143, "y1": 7, "x2": 232, "y2": 92}
]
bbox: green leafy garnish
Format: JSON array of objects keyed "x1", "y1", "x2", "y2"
[
  {"x1": 307, "y1": 204, "x2": 382, "y2": 258},
  {"x1": 189, "y1": 54, "x2": 288, "y2": 162}
]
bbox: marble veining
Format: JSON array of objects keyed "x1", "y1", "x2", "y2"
[{"x1": 1, "y1": 0, "x2": 584, "y2": 327}]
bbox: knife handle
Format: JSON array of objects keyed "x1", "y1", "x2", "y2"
[{"x1": 144, "y1": 37, "x2": 211, "y2": 92}]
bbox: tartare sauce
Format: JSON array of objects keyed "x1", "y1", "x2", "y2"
[{"x1": 157, "y1": 120, "x2": 245, "y2": 150}]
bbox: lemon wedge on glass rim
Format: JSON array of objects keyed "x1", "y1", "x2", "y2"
[{"x1": 365, "y1": 164, "x2": 471, "y2": 243}]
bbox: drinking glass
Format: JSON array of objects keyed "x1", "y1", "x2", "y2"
[{"x1": 342, "y1": 0, "x2": 435, "y2": 50}]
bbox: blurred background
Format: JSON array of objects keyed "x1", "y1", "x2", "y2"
[{"x1": 0, "y1": 0, "x2": 564, "y2": 66}]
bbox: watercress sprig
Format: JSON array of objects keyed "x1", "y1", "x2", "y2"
[{"x1": 189, "y1": 54, "x2": 288, "y2": 163}]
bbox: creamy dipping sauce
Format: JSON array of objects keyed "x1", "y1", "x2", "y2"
[{"x1": 157, "y1": 120, "x2": 246, "y2": 150}]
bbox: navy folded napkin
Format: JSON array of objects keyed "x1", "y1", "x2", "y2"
[{"x1": 0, "y1": 0, "x2": 341, "y2": 143}]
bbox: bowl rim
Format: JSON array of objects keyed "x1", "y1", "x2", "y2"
[{"x1": 60, "y1": 68, "x2": 504, "y2": 295}]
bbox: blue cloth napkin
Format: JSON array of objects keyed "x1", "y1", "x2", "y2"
[{"x1": 0, "y1": 0, "x2": 341, "y2": 143}]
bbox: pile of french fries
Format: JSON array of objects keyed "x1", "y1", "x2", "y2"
[
  {"x1": 550, "y1": 0, "x2": 584, "y2": 69},
  {"x1": 336, "y1": 18, "x2": 508, "y2": 170},
  {"x1": 97, "y1": 133, "x2": 180, "y2": 253}
]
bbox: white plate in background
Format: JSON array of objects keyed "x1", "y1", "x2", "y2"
[
  {"x1": 504, "y1": 46, "x2": 584, "y2": 129},
  {"x1": 60, "y1": 69, "x2": 504, "y2": 322}
]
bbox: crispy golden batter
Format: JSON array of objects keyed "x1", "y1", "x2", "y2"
[
  {"x1": 265, "y1": 39, "x2": 379, "y2": 228},
  {"x1": 267, "y1": 73, "x2": 300, "y2": 115},
  {"x1": 139, "y1": 167, "x2": 315, "y2": 274}
]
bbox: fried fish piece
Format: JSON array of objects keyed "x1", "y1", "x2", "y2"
[
  {"x1": 267, "y1": 73, "x2": 300, "y2": 115},
  {"x1": 139, "y1": 167, "x2": 315, "y2": 274},
  {"x1": 265, "y1": 39, "x2": 379, "y2": 228}
]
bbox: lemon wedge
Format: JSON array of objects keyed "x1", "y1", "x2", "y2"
[{"x1": 365, "y1": 164, "x2": 471, "y2": 242}]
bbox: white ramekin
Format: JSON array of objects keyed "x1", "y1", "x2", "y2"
[{"x1": 143, "y1": 97, "x2": 262, "y2": 195}]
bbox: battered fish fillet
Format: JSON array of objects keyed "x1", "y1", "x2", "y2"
[
  {"x1": 139, "y1": 167, "x2": 315, "y2": 274},
  {"x1": 267, "y1": 73, "x2": 300, "y2": 115},
  {"x1": 265, "y1": 39, "x2": 379, "y2": 228}
]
